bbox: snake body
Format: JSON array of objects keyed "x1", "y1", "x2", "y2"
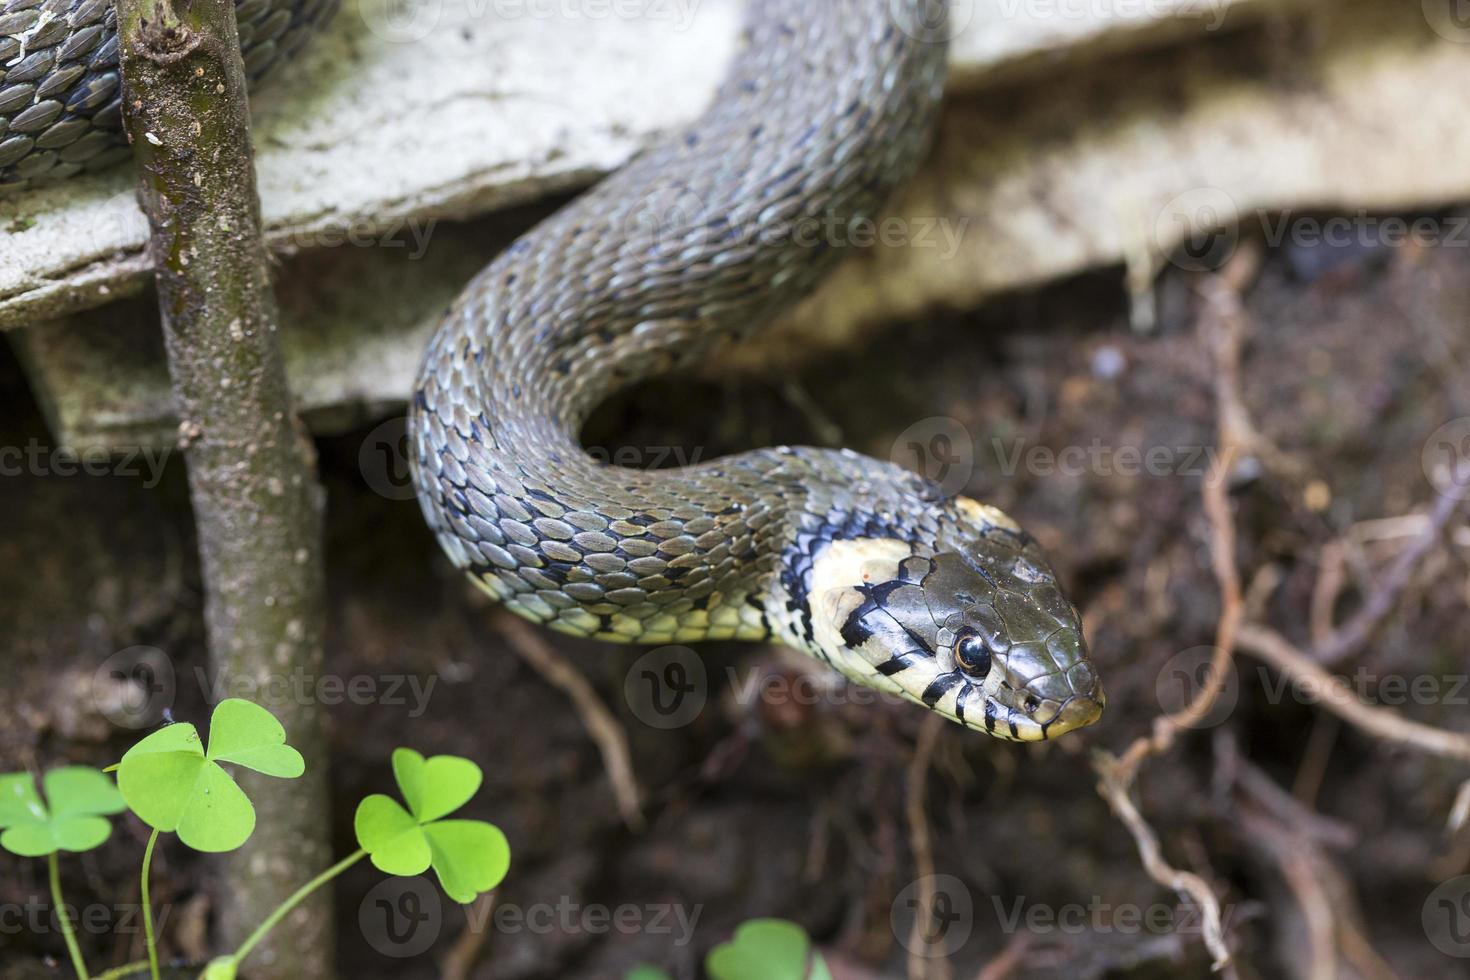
[
  {"x1": 12, "y1": 0, "x2": 1104, "y2": 739},
  {"x1": 411, "y1": 0, "x2": 1103, "y2": 740},
  {"x1": 0, "y1": 0, "x2": 334, "y2": 190}
]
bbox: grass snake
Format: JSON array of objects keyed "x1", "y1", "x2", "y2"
[{"x1": 5, "y1": 0, "x2": 1105, "y2": 740}]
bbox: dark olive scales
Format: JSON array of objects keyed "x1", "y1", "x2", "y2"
[{"x1": 410, "y1": 0, "x2": 1106, "y2": 740}]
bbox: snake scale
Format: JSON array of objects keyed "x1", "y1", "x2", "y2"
[{"x1": 7, "y1": 0, "x2": 1104, "y2": 740}]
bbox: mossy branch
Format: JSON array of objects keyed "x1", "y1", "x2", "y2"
[{"x1": 114, "y1": 1, "x2": 335, "y2": 976}]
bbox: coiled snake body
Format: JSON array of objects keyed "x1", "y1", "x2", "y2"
[{"x1": 9, "y1": 0, "x2": 1104, "y2": 739}]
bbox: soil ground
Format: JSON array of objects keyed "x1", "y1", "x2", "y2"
[{"x1": 2, "y1": 211, "x2": 1468, "y2": 978}]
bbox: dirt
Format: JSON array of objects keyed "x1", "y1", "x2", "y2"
[{"x1": 2, "y1": 214, "x2": 1468, "y2": 979}]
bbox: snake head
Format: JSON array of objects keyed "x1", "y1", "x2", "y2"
[{"x1": 808, "y1": 500, "x2": 1104, "y2": 741}]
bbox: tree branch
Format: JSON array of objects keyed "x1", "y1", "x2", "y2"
[{"x1": 115, "y1": 0, "x2": 334, "y2": 975}]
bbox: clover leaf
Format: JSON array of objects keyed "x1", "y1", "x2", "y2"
[
  {"x1": 116, "y1": 698, "x2": 304, "y2": 852},
  {"x1": 0, "y1": 767, "x2": 126, "y2": 857},
  {"x1": 354, "y1": 748, "x2": 510, "y2": 903},
  {"x1": 624, "y1": 969, "x2": 674, "y2": 980},
  {"x1": 706, "y1": 920, "x2": 831, "y2": 980}
]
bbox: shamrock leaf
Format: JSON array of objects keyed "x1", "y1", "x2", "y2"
[
  {"x1": 354, "y1": 748, "x2": 510, "y2": 903},
  {"x1": 624, "y1": 969, "x2": 674, "y2": 980},
  {"x1": 706, "y1": 920, "x2": 831, "y2": 980},
  {"x1": 0, "y1": 767, "x2": 125, "y2": 857},
  {"x1": 201, "y1": 955, "x2": 238, "y2": 979},
  {"x1": 117, "y1": 698, "x2": 304, "y2": 853}
]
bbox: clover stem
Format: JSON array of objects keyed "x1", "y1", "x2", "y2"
[
  {"x1": 48, "y1": 853, "x2": 90, "y2": 979},
  {"x1": 227, "y1": 849, "x2": 368, "y2": 970},
  {"x1": 91, "y1": 963, "x2": 150, "y2": 980},
  {"x1": 140, "y1": 829, "x2": 161, "y2": 980}
]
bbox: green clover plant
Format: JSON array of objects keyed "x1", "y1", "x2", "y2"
[
  {"x1": 354, "y1": 748, "x2": 511, "y2": 903},
  {"x1": 631, "y1": 918, "x2": 830, "y2": 980},
  {"x1": 0, "y1": 767, "x2": 126, "y2": 978},
  {"x1": 201, "y1": 747, "x2": 509, "y2": 980},
  {"x1": 117, "y1": 698, "x2": 305, "y2": 853},
  {"x1": 7, "y1": 696, "x2": 510, "y2": 980}
]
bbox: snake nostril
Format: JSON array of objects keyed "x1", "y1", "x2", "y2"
[{"x1": 1023, "y1": 694, "x2": 1041, "y2": 714}]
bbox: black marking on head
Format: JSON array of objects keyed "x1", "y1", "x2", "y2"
[
  {"x1": 1007, "y1": 717, "x2": 1019, "y2": 739},
  {"x1": 777, "y1": 508, "x2": 910, "y2": 645},
  {"x1": 839, "y1": 609, "x2": 874, "y2": 649},
  {"x1": 983, "y1": 698, "x2": 997, "y2": 733},
  {"x1": 921, "y1": 672, "x2": 963, "y2": 708},
  {"x1": 875, "y1": 653, "x2": 921, "y2": 677}
]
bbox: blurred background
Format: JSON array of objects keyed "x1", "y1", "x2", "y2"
[{"x1": 3, "y1": 0, "x2": 1470, "y2": 977}]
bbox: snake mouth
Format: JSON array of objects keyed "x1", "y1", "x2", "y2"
[{"x1": 1036, "y1": 691, "x2": 1106, "y2": 740}]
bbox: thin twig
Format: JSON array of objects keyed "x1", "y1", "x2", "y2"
[
  {"x1": 1238, "y1": 808, "x2": 1336, "y2": 980},
  {"x1": 440, "y1": 893, "x2": 495, "y2": 980},
  {"x1": 1235, "y1": 624, "x2": 1470, "y2": 762},
  {"x1": 905, "y1": 714, "x2": 951, "y2": 980},
  {"x1": 1089, "y1": 252, "x2": 1264, "y2": 974},
  {"x1": 1092, "y1": 754, "x2": 1232, "y2": 970},
  {"x1": 973, "y1": 932, "x2": 1032, "y2": 980},
  {"x1": 1313, "y1": 486, "x2": 1467, "y2": 666},
  {"x1": 496, "y1": 612, "x2": 645, "y2": 831}
]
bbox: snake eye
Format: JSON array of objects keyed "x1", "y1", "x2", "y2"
[{"x1": 955, "y1": 632, "x2": 991, "y2": 679}]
